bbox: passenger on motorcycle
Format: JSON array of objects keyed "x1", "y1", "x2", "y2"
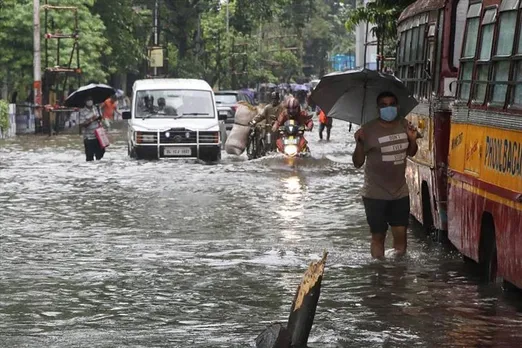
[
  {"x1": 271, "y1": 97, "x2": 314, "y2": 153},
  {"x1": 249, "y1": 91, "x2": 283, "y2": 152}
]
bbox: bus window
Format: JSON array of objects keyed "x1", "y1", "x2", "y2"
[
  {"x1": 479, "y1": 9, "x2": 497, "y2": 60},
  {"x1": 411, "y1": 26, "x2": 419, "y2": 63},
  {"x1": 462, "y1": 3, "x2": 482, "y2": 58},
  {"x1": 513, "y1": 63, "x2": 522, "y2": 105},
  {"x1": 457, "y1": 2, "x2": 482, "y2": 101},
  {"x1": 490, "y1": 1, "x2": 518, "y2": 105},
  {"x1": 453, "y1": 0, "x2": 469, "y2": 68},
  {"x1": 473, "y1": 7, "x2": 497, "y2": 103}
]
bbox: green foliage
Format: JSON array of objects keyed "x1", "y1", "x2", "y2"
[
  {"x1": 0, "y1": 99, "x2": 9, "y2": 132},
  {"x1": 0, "y1": 0, "x2": 108, "y2": 97},
  {"x1": 91, "y1": 0, "x2": 149, "y2": 75},
  {"x1": 0, "y1": 0, "x2": 358, "y2": 97}
]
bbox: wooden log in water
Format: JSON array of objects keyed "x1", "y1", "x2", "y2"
[
  {"x1": 287, "y1": 251, "x2": 328, "y2": 347},
  {"x1": 255, "y1": 251, "x2": 328, "y2": 348}
]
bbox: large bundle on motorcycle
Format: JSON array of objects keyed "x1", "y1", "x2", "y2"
[{"x1": 225, "y1": 102, "x2": 258, "y2": 155}]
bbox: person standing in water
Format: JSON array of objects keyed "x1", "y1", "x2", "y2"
[
  {"x1": 79, "y1": 96, "x2": 105, "y2": 162},
  {"x1": 352, "y1": 91, "x2": 419, "y2": 259},
  {"x1": 317, "y1": 106, "x2": 333, "y2": 141}
]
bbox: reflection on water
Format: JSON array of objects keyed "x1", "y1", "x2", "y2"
[{"x1": 1, "y1": 121, "x2": 522, "y2": 348}]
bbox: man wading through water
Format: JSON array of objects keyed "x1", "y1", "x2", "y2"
[
  {"x1": 352, "y1": 91, "x2": 419, "y2": 259},
  {"x1": 79, "y1": 96, "x2": 105, "y2": 162}
]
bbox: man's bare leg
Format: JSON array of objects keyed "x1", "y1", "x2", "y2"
[
  {"x1": 391, "y1": 226, "x2": 407, "y2": 256},
  {"x1": 371, "y1": 233, "x2": 386, "y2": 260}
]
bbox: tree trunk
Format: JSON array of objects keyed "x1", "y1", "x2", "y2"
[{"x1": 256, "y1": 252, "x2": 328, "y2": 348}]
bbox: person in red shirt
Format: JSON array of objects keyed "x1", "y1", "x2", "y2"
[
  {"x1": 102, "y1": 95, "x2": 119, "y2": 120},
  {"x1": 317, "y1": 106, "x2": 333, "y2": 141},
  {"x1": 271, "y1": 97, "x2": 313, "y2": 153}
]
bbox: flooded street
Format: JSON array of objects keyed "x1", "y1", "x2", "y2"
[{"x1": 1, "y1": 120, "x2": 522, "y2": 348}]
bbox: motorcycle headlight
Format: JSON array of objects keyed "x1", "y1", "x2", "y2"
[{"x1": 284, "y1": 144, "x2": 298, "y2": 156}]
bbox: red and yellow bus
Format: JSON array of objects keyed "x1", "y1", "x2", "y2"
[
  {"x1": 397, "y1": 0, "x2": 460, "y2": 234},
  {"x1": 398, "y1": 0, "x2": 522, "y2": 289}
]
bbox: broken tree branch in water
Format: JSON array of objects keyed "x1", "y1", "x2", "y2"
[{"x1": 255, "y1": 251, "x2": 328, "y2": 348}]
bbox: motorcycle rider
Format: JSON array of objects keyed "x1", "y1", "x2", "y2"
[
  {"x1": 272, "y1": 96, "x2": 314, "y2": 153},
  {"x1": 249, "y1": 91, "x2": 283, "y2": 152}
]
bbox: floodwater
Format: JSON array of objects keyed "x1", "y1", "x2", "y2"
[{"x1": 1, "y1": 120, "x2": 522, "y2": 348}]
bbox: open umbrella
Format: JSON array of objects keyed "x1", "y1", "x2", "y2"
[
  {"x1": 310, "y1": 68, "x2": 418, "y2": 125},
  {"x1": 64, "y1": 83, "x2": 116, "y2": 108}
]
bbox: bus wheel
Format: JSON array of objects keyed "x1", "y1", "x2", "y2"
[
  {"x1": 479, "y1": 215, "x2": 499, "y2": 284},
  {"x1": 421, "y1": 182, "x2": 439, "y2": 241}
]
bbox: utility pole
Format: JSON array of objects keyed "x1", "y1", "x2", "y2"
[
  {"x1": 225, "y1": 0, "x2": 229, "y2": 34},
  {"x1": 153, "y1": 0, "x2": 159, "y2": 76},
  {"x1": 33, "y1": 0, "x2": 42, "y2": 121}
]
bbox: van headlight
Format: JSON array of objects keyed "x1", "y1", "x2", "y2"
[
  {"x1": 284, "y1": 144, "x2": 298, "y2": 156},
  {"x1": 136, "y1": 131, "x2": 157, "y2": 143}
]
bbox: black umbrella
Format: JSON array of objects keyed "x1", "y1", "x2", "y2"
[
  {"x1": 64, "y1": 83, "x2": 116, "y2": 108},
  {"x1": 310, "y1": 68, "x2": 418, "y2": 125}
]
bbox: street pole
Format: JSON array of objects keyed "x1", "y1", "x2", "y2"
[
  {"x1": 153, "y1": 0, "x2": 159, "y2": 76},
  {"x1": 226, "y1": 0, "x2": 229, "y2": 34},
  {"x1": 33, "y1": 0, "x2": 42, "y2": 121}
]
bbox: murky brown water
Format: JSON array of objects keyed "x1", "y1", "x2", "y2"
[{"x1": 1, "y1": 121, "x2": 522, "y2": 348}]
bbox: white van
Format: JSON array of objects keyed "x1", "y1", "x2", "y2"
[{"x1": 123, "y1": 78, "x2": 226, "y2": 162}]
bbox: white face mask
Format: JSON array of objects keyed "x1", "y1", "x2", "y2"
[{"x1": 86, "y1": 100, "x2": 93, "y2": 107}]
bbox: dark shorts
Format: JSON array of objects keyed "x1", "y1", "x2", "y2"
[
  {"x1": 84, "y1": 138, "x2": 105, "y2": 161},
  {"x1": 362, "y1": 196, "x2": 410, "y2": 234}
]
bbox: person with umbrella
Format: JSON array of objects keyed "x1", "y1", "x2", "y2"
[
  {"x1": 352, "y1": 91, "x2": 419, "y2": 259},
  {"x1": 79, "y1": 96, "x2": 105, "y2": 161},
  {"x1": 65, "y1": 83, "x2": 115, "y2": 162},
  {"x1": 310, "y1": 69, "x2": 421, "y2": 259}
]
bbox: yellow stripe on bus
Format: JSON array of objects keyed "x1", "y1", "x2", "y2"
[{"x1": 448, "y1": 177, "x2": 522, "y2": 212}]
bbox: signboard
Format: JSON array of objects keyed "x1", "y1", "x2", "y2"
[{"x1": 149, "y1": 47, "x2": 164, "y2": 68}]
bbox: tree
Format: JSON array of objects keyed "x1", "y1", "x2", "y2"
[
  {"x1": 91, "y1": 0, "x2": 150, "y2": 76},
  {"x1": 0, "y1": 0, "x2": 109, "y2": 100}
]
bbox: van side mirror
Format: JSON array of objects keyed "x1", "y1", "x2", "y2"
[{"x1": 122, "y1": 111, "x2": 131, "y2": 120}]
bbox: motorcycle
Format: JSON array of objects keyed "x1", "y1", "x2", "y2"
[{"x1": 277, "y1": 119, "x2": 310, "y2": 158}]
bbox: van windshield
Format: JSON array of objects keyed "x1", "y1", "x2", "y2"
[{"x1": 134, "y1": 90, "x2": 215, "y2": 119}]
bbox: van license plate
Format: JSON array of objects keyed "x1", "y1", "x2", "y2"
[{"x1": 164, "y1": 147, "x2": 191, "y2": 156}]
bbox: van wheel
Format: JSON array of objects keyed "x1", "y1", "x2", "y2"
[
  {"x1": 200, "y1": 151, "x2": 221, "y2": 164},
  {"x1": 129, "y1": 145, "x2": 140, "y2": 160}
]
